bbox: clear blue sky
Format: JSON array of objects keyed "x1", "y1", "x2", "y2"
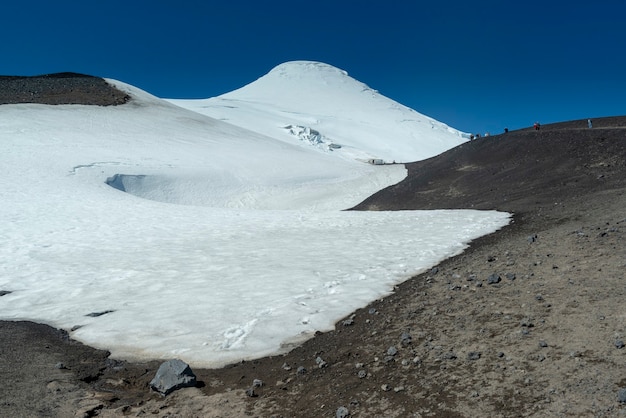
[{"x1": 2, "y1": 0, "x2": 625, "y2": 134}]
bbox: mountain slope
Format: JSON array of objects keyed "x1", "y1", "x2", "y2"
[
  {"x1": 3, "y1": 70, "x2": 626, "y2": 416},
  {"x1": 2, "y1": 116, "x2": 624, "y2": 417},
  {"x1": 0, "y1": 76, "x2": 509, "y2": 369},
  {"x1": 169, "y1": 61, "x2": 466, "y2": 163},
  {"x1": 353, "y1": 117, "x2": 626, "y2": 215},
  {"x1": 1, "y1": 77, "x2": 408, "y2": 211}
]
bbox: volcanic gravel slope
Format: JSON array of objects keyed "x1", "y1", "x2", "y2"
[
  {"x1": 353, "y1": 117, "x2": 626, "y2": 215},
  {"x1": 1, "y1": 75, "x2": 625, "y2": 417},
  {"x1": 0, "y1": 73, "x2": 129, "y2": 105}
]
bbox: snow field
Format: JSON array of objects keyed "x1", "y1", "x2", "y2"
[{"x1": 0, "y1": 65, "x2": 509, "y2": 367}]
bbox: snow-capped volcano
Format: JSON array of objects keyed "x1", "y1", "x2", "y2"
[{"x1": 169, "y1": 61, "x2": 466, "y2": 163}]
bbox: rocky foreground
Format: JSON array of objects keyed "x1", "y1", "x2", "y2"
[{"x1": 0, "y1": 77, "x2": 625, "y2": 417}]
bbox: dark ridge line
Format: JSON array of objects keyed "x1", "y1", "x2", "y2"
[{"x1": 0, "y1": 72, "x2": 97, "y2": 80}]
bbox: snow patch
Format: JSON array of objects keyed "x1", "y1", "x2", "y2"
[{"x1": 0, "y1": 67, "x2": 508, "y2": 368}]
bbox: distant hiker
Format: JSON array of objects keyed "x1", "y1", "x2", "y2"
[
  {"x1": 470, "y1": 134, "x2": 475, "y2": 140},
  {"x1": 504, "y1": 127, "x2": 509, "y2": 133},
  {"x1": 588, "y1": 119, "x2": 593, "y2": 128},
  {"x1": 534, "y1": 122, "x2": 541, "y2": 131}
]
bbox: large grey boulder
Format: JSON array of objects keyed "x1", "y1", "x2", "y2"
[{"x1": 149, "y1": 359, "x2": 197, "y2": 395}]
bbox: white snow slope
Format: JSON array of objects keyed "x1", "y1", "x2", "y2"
[
  {"x1": 0, "y1": 62, "x2": 509, "y2": 367},
  {"x1": 169, "y1": 61, "x2": 468, "y2": 164}
]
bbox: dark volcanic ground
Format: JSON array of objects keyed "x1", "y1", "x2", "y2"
[
  {"x1": 354, "y1": 117, "x2": 626, "y2": 215},
  {"x1": 0, "y1": 73, "x2": 129, "y2": 106},
  {"x1": 1, "y1": 78, "x2": 625, "y2": 417}
]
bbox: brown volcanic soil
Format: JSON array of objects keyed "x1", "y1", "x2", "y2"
[{"x1": 1, "y1": 80, "x2": 625, "y2": 417}]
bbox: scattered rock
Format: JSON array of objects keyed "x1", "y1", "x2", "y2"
[
  {"x1": 467, "y1": 351, "x2": 481, "y2": 361},
  {"x1": 149, "y1": 359, "x2": 197, "y2": 396},
  {"x1": 336, "y1": 406, "x2": 350, "y2": 418},
  {"x1": 505, "y1": 273, "x2": 516, "y2": 281},
  {"x1": 296, "y1": 366, "x2": 307, "y2": 375},
  {"x1": 539, "y1": 340, "x2": 548, "y2": 348},
  {"x1": 252, "y1": 379, "x2": 263, "y2": 388},
  {"x1": 527, "y1": 234, "x2": 538, "y2": 243},
  {"x1": 358, "y1": 370, "x2": 367, "y2": 379},
  {"x1": 85, "y1": 310, "x2": 114, "y2": 317},
  {"x1": 245, "y1": 388, "x2": 257, "y2": 398},
  {"x1": 487, "y1": 274, "x2": 501, "y2": 284},
  {"x1": 400, "y1": 332, "x2": 412, "y2": 346},
  {"x1": 618, "y1": 388, "x2": 626, "y2": 403},
  {"x1": 387, "y1": 346, "x2": 398, "y2": 356},
  {"x1": 615, "y1": 340, "x2": 625, "y2": 349},
  {"x1": 315, "y1": 356, "x2": 328, "y2": 368},
  {"x1": 0, "y1": 290, "x2": 12, "y2": 296},
  {"x1": 381, "y1": 384, "x2": 391, "y2": 391},
  {"x1": 105, "y1": 358, "x2": 125, "y2": 371},
  {"x1": 520, "y1": 318, "x2": 535, "y2": 327}
]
